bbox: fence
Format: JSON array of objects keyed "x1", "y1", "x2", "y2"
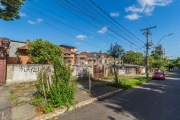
[
  {"x1": 6, "y1": 64, "x2": 145, "y2": 84},
  {"x1": 6, "y1": 64, "x2": 53, "y2": 84}
]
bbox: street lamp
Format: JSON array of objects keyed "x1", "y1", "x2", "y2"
[
  {"x1": 152, "y1": 33, "x2": 174, "y2": 59},
  {"x1": 155, "y1": 33, "x2": 174, "y2": 47}
]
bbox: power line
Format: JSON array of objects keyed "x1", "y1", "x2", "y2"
[
  {"x1": 2, "y1": 0, "x2": 107, "y2": 51},
  {"x1": 74, "y1": 0, "x2": 144, "y2": 46},
  {"x1": 53, "y1": 0, "x2": 140, "y2": 49},
  {"x1": 54, "y1": 0, "x2": 145, "y2": 51},
  {"x1": 89, "y1": 0, "x2": 145, "y2": 44},
  {"x1": 24, "y1": 4, "x2": 117, "y2": 44}
]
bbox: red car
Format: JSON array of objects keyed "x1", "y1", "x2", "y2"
[{"x1": 152, "y1": 72, "x2": 165, "y2": 80}]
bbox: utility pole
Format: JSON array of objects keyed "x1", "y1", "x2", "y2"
[{"x1": 140, "y1": 26, "x2": 156, "y2": 79}]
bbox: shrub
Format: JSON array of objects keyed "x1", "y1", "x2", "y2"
[
  {"x1": 34, "y1": 58, "x2": 76, "y2": 113},
  {"x1": 112, "y1": 77, "x2": 147, "y2": 90},
  {"x1": 44, "y1": 104, "x2": 54, "y2": 114},
  {"x1": 28, "y1": 39, "x2": 76, "y2": 113}
]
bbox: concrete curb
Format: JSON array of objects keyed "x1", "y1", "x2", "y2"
[{"x1": 33, "y1": 89, "x2": 123, "y2": 120}]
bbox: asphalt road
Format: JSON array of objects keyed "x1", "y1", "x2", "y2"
[{"x1": 58, "y1": 72, "x2": 180, "y2": 120}]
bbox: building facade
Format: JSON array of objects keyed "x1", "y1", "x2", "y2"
[
  {"x1": 60, "y1": 45, "x2": 76, "y2": 65},
  {"x1": 155, "y1": 44, "x2": 165, "y2": 58}
]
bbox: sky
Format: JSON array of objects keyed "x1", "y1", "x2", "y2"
[{"x1": 0, "y1": 0, "x2": 180, "y2": 59}]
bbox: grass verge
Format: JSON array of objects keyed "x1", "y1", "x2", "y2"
[{"x1": 111, "y1": 76, "x2": 152, "y2": 90}]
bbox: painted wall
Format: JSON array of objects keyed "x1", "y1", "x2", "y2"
[
  {"x1": 6, "y1": 64, "x2": 93, "y2": 84},
  {"x1": 71, "y1": 65, "x2": 93, "y2": 77},
  {"x1": 6, "y1": 64, "x2": 52, "y2": 84}
]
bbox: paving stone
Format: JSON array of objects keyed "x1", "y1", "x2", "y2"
[
  {"x1": 0, "y1": 106, "x2": 11, "y2": 112},
  {"x1": 3, "y1": 110, "x2": 11, "y2": 120},
  {"x1": 0, "y1": 112, "x2": 2, "y2": 120}
]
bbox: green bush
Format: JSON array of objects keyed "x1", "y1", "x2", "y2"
[
  {"x1": 140, "y1": 73, "x2": 146, "y2": 75},
  {"x1": 34, "y1": 58, "x2": 76, "y2": 113},
  {"x1": 10, "y1": 94, "x2": 18, "y2": 100},
  {"x1": 32, "y1": 97, "x2": 46, "y2": 106},
  {"x1": 9, "y1": 90, "x2": 14, "y2": 94},
  {"x1": 112, "y1": 77, "x2": 147, "y2": 90},
  {"x1": 44, "y1": 104, "x2": 54, "y2": 114},
  {"x1": 28, "y1": 39, "x2": 76, "y2": 113}
]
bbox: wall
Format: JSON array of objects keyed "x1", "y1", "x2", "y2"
[
  {"x1": 71, "y1": 65, "x2": 93, "y2": 78},
  {"x1": 6, "y1": 64, "x2": 93, "y2": 84},
  {"x1": 6, "y1": 64, "x2": 52, "y2": 84}
]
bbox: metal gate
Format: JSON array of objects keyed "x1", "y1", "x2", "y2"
[
  {"x1": 0, "y1": 38, "x2": 10, "y2": 85},
  {"x1": 0, "y1": 59, "x2": 6, "y2": 85},
  {"x1": 0, "y1": 46, "x2": 7, "y2": 85},
  {"x1": 93, "y1": 65, "x2": 105, "y2": 79}
]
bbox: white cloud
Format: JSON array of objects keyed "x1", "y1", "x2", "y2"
[
  {"x1": 37, "y1": 18, "x2": 43, "y2": 23},
  {"x1": 27, "y1": 20, "x2": 36, "y2": 25},
  {"x1": 125, "y1": 13, "x2": 141, "y2": 20},
  {"x1": 125, "y1": 0, "x2": 173, "y2": 19},
  {"x1": 97, "y1": 26, "x2": 108, "y2": 34},
  {"x1": 76, "y1": 35, "x2": 87, "y2": 40},
  {"x1": 19, "y1": 12, "x2": 26, "y2": 17},
  {"x1": 110, "y1": 12, "x2": 120, "y2": 17},
  {"x1": 28, "y1": 18, "x2": 44, "y2": 25},
  {"x1": 76, "y1": 42, "x2": 82, "y2": 45}
]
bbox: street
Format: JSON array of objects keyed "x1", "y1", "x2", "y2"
[{"x1": 58, "y1": 72, "x2": 180, "y2": 120}]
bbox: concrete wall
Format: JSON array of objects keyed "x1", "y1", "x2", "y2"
[
  {"x1": 6, "y1": 64, "x2": 52, "y2": 84},
  {"x1": 71, "y1": 65, "x2": 93, "y2": 78}
]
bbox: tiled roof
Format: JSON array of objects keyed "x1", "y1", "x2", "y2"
[
  {"x1": 76, "y1": 52, "x2": 96, "y2": 58},
  {"x1": 18, "y1": 45, "x2": 27, "y2": 49},
  {"x1": 60, "y1": 45, "x2": 75, "y2": 49}
]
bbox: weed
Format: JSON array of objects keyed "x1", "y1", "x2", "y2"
[
  {"x1": 44, "y1": 104, "x2": 54, "y2": 114},
  {"x1": 10, "y1": 94, "x2": 18, "y2": 100},
  {"x1": 17, "y1": 100, "x2": 26, "y2": 104},
  {"x1": 111, "y1": 76, "x2": 150, "y2": 90},
  {"x1": 9, "y1": 90, "x2": 14, "y2": 94}
]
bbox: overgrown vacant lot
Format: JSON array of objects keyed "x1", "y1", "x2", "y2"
[{"x1": 105, "y1": 75, "x2": 152, "y2": 89}]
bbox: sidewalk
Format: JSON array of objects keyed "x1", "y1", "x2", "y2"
[
  {"x1": 34, "y1": 79, "x2": 123, "y2": 120},
  {"x1": 0, "y1": 86, "x2": 12, "y2": 120},
  {"x1": 0, "y1": 79, "x2": 123, "y2": 120}
]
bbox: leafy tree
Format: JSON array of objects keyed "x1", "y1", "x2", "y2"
[
  {"x1": 152, "y1": 59, "x2": 167, "y2": 71},
  {"x1": 27, "y1": 38, "x2": 63, "y2": 64},
  {"x1": 148, "y1": 56, "x2": 155, "y2": 70},
  {"x1": 28, "y1": 39, "x2": 76, "y2": 113},
  {"x1": 174, "y1": 57, "x2": 180, "y2": 67},
  {"x1": 0, "y1": 0, "x2": 24, "y2": 21},
  {"x1": 107, "y1": 43, "x2": 124, "y2": 83},
  {"x1": 123, "y1": 51, "x2": 144, "y2": 65},
  {"x1": 151, "y1": 50, "x2": 163, "y2": 60}
]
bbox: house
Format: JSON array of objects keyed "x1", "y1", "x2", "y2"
[
  {"x1": 17, "y1": 40, "x2": 32, "y2": 64},
  {"x1": 0, "y1": 38, "x2": 26, "y2": 64},
  {"x1": 60, "y1": 45, "x2": 77, "y2": 65},
  {"x1": 89, "y1": 52, "x2": 122, "y2": 65},
  {"x1": 75, "y1": 51, "x2": 96, "y2": 65},
  {"x1": 6, "y1": 41, "x2": 77, "y2": 64}
]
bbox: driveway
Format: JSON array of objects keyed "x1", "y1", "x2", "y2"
[{"x1": 58, "y1": 72, "x2": 180, "y2": 120}]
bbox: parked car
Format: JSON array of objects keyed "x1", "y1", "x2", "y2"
[{"x1": 152, "y1": 72, "x2": 165, "y2": 80}]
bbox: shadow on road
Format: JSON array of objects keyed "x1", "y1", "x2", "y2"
[{"x1": 97, "y1": 72, "x2": 180, "y2": 120}]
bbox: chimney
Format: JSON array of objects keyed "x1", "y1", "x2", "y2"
[{"x1": 26, "y1": 40, "x2": 30, "y2": 45}]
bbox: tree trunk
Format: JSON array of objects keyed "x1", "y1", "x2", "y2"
[{"x1": 113, "y1": 58, "x2": 118, "y2": 83}]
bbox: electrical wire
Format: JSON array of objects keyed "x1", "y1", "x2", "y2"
[
  {"x1": 54, "y1": 0, "x2": 145, "y2": 52},
  {"x1": 1, "y1": 0, "x2": 107, "y2": 51}
]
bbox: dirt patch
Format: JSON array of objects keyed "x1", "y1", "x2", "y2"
[{"x1": 7, "y1": 82, "x2": 37, "y2": 107}]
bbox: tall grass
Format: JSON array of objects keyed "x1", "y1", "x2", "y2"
[{"x1": 111, "y1": 77, "x2": 151, "y2": 89}]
